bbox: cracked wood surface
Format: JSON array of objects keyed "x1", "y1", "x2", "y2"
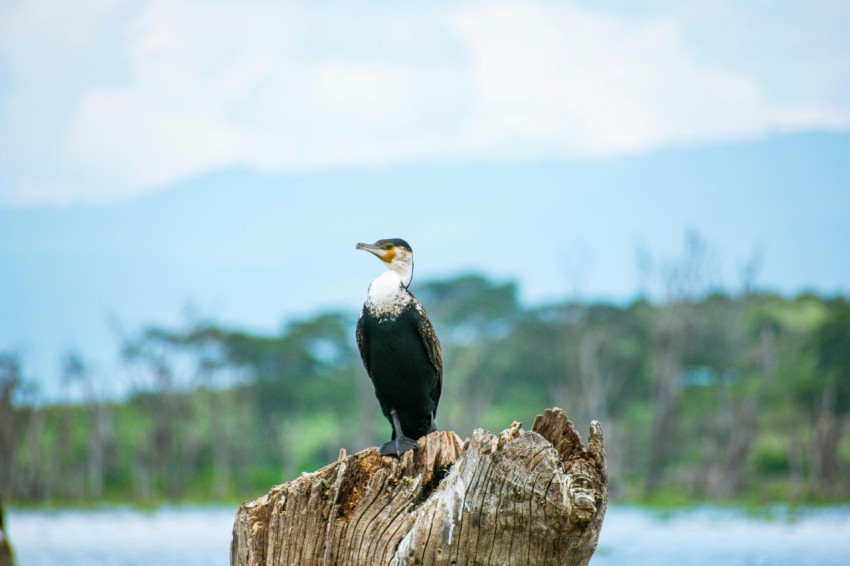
[{"x1": 231, "y1": 408, "x2": 607, "y2": 566}]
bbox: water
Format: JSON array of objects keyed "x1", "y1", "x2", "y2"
[
  {"x1": 5, "y1": 504, "x2": 850, "y2": 565},
  {"x1": 594, "y1": 506, "x2": 850, "y2": 565},
  {"x1": 6, "y1": 505, "x2": 235, "y2": 566}
]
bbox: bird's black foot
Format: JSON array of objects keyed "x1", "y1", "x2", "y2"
[{"x1": 379, "y1": 435, "x2": 419, "y2": 456}]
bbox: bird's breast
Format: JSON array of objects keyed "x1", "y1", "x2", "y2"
[{"x1": 365, "y1": 272, "x2": 411, "y2": 320}]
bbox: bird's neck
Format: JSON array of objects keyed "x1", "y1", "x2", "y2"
[
  {"x1": 388, "y1": 257, "x2": 413, "y2": 289},
  {"x1": 366, "y1": 271, "x2": 412, "y2": 319}
]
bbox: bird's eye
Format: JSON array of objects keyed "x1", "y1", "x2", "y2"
[{"x1": 385, "y1": 243, "x2": 394, "y2": 250}]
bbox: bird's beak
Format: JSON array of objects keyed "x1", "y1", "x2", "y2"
[{"x1": 356, "y1": 242, "x2": 393, "y2": 263}]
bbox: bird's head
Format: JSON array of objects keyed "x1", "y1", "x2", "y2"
[{"x1": 356, "y1": 238, "x2": 414, "y2": 288}]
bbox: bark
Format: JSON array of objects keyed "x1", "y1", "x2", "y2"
[
  {"x1": 231, "y1": 408, "x2": 607, "y2": 566},
  {"x1": 0, "y1": 491, "x2": 13, "y2": 566}
]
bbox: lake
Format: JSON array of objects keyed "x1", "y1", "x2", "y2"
[{"x1": 6, "y1": 504, "x2": 850, "y2": 565}]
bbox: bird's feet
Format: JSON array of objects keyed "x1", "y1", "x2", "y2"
[{"x1": 379, "y1": 435, "x2": 419, "y2": 456}]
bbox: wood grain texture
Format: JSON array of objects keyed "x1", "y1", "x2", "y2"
[{"x1": 231, "y1": 408, "x2": 607, "y2": 566}]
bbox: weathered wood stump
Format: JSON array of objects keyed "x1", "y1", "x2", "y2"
[{"x1": 231, "y1": 408, "x2": 607, "y2": 566}]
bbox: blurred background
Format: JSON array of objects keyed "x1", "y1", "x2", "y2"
[{"x1": 1, "y1": 1, "x2": 849, "y2": 562}]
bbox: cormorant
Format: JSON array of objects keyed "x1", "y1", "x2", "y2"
[{"x1": 355, "y1": 238, "x2": 442, "y2": 456}]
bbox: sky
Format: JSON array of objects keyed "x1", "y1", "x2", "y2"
[
  {"x1": 1, "y1": 0, "x2": 849, "y2": 399},
  {"x1": 2, "y1": 0, "x2": 849, "y2": 204}
]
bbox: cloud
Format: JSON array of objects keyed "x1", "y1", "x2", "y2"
[
  {"x1": 447, "y1": 2, "x2": 848, "y2": 156},
  {"x1": 0, "y1": 0, "x2": 848, "y2": 205}
]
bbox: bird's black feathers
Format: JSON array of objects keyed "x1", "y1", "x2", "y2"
[{"x1": 373, "y1": 238, "x2": 412, "y2": 253}]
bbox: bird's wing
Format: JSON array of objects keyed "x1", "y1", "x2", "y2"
[
  {"x1": 356, "y1": 310, "x2": 370, "y2": 377},
  {"x1": 414, "y1": 300, "x2": 443, "y2": 409}
]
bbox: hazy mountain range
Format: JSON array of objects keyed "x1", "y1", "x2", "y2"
[{"x1": 2, "y1": 131, "x2": 848, "y2": 399}]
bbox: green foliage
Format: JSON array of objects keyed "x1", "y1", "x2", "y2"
[
  {"x1": 3, "y1": 277, "x2": 850, "y2": 507},
  {"x1": 810, "y1": 297, "x2": 850, "y2": 413},
  {"x1": 751, "y1": 437, "x2": 791, "y2": 477}
]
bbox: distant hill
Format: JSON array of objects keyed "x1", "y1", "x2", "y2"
[{"x1": 1, "y1": 130, "x2": 848, "y2": 399}]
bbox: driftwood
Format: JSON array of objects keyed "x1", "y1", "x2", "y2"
[{"x1": 231, "y1": 408, "x2": 607, "y2": 566}]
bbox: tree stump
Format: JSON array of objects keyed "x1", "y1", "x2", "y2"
[{"x1": 231, "y1": 408, "x2": 607, "y2": 566}]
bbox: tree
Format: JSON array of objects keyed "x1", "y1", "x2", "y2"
[
  {"x1": 807, "y1": 297, "x2": 850, "y2": 496},
  {"x1": 0, "y1": 489, "x2": 13, "y2": 566},
  {"x1": 120, "y1": 328, "x2": 192, "y2": 498},
  {"x1": 0, "y1": 353, "x2": 22, "y2": 498},
  {"x1": 61, "y1": 351, "x2": 114, "y2": 500},
  {"x1": 695, "y1": 254, "x2": 773, "y2": 499},
  {"x1": 644, "y1": 232, "x2": 709, "y2": 494}
]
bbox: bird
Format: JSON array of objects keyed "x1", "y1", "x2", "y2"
[{"x1": 355, "y1": 238, "x2": 442, "y2": 456}]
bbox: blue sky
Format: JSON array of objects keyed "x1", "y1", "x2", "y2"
[{"x1": 1, "y1": 1, "x2": 849, "y2": 398}]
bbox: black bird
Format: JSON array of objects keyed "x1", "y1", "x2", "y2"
[{"x1": 355, "y1": 238, "x2": 442, "y2": 456}]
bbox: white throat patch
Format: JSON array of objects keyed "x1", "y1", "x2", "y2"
[{"x1": 366, "y1": 271, "x2": 411, "y2": 319}]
